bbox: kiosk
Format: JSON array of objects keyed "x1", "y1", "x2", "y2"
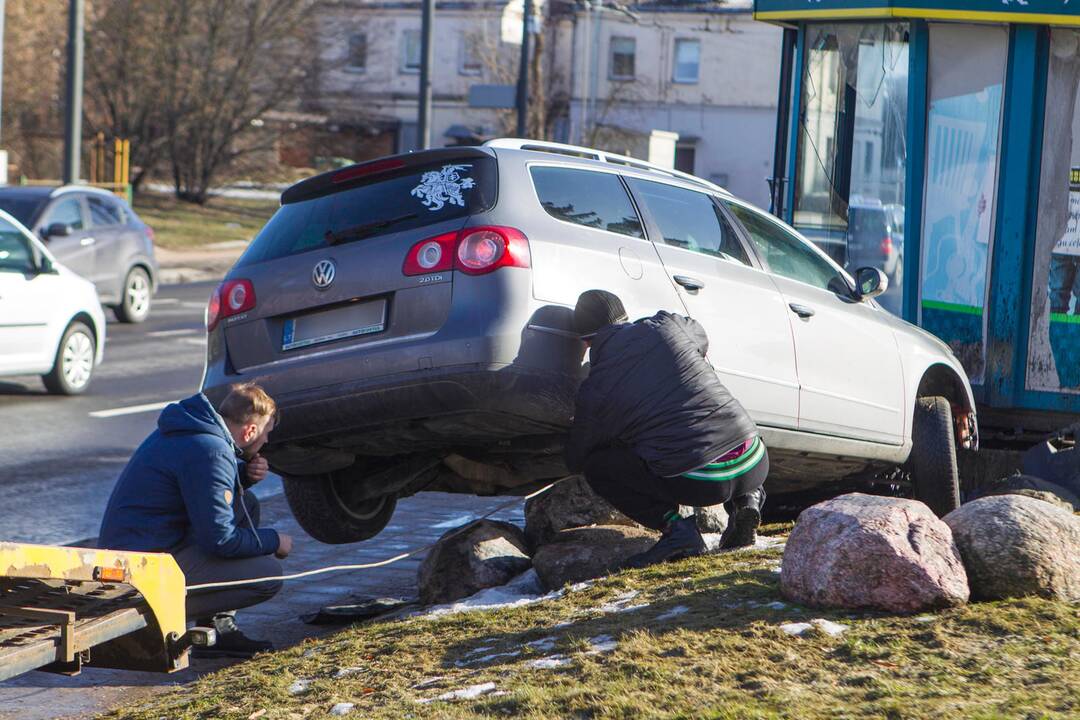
[{"x1": 756, "y1": 1, "x2": 1080, "y2": 440}]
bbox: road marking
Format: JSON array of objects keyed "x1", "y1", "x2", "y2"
[
  {"x1": 182, "y1": 337, "x2": 207, "y2": 346},
  {"x1": 155, "y1": 298, "x2": 180, "y2": 305},
  {"x1": 147, "y1": 328, "x2": 199, "y2": 338},
  {"x1": 89, "y1": 400, "x2": 173, "y2": 418},
  {"x1": 182, "y1": 301, "x2": 209, "y2": 309}
]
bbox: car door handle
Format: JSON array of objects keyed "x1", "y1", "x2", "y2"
[
  {"x1": 789, "y1": 303, "x2": 815, "y2": 318},
  {"x1": 80, "y1": 236, "x2": 96, "y2": 246},
  {"x1": 674, "y1": 275, "x2": 705, "y2": 291}
]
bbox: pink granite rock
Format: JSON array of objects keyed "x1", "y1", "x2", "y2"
[{"x1": 780, "y1": 493, "x2": 969, "y2": 613}]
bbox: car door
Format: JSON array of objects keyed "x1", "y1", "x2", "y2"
[
  {"x1": 624, "y1": 177, "x2": 800, "y2": 430},
  {"x1": 38, "y1": 195, "x2": 94, "y2": 281},
  {"x1": 724, "y1": 200, "x2": 905, "y2": 444},
  {"x1": 86, "y1": 193, "x2": 129, "y2": 302},
  {"x1": 0, "y1": 219, "x2": 54, "y2": 373}
]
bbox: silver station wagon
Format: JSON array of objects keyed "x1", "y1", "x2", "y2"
[{"x1": 203, "y1": 139, "x2": 978, "y2": 543}]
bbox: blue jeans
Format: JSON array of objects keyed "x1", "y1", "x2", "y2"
[{"x1": 1049, "y1": 254, "x2": 1080, "y2": 314}]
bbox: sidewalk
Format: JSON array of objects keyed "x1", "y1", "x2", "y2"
[
  {"x1": 0, "y1": 490, "x2": 526, "y2": 720},
  {"x1": 155, "y1": 242, "x2": 247, "y2": 285}
]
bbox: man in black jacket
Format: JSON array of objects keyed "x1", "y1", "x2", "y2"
[{"x1": 565, "y1": 290, "x2": 768, "y2": 567}]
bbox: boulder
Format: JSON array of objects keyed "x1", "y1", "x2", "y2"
[
  {"x1": 780, "y1": 493, "x2": 969, "y2": 613},
  {"x1": 943, "y1": 494, "x2": 1080, "y2": 602},
  {"x1": 973, "y1": 474, "x2": 1080, "y2": 513},
  {"x1": 532, "y1": 525, "x2": 659, "y2": 591},
  {"x1": 692, "y1": 504, "x2": 728, "y2": 534},
  {"x1": 417, "y1": 520, "x2": 532, "y2": 605},
  {"x1": 524, "y1": 476, "x2": 634, "y2": 549}
]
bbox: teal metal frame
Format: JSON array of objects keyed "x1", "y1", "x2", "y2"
[
  {"x1": 902, "y1": 20, "x2": 928, "y2": 325},
  {"x1": 783, "y1": 24, "x2": 804, "y2": 225}
]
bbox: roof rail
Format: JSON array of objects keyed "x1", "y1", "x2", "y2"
[{"x1": 483, "y1": 138, "x2": 728, "y2": 194}]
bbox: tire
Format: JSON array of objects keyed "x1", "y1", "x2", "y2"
[
  {"x1": 41, "y1": 322, "x2": 96, "y2": 395},
  {"x1": 910, "y1": 396, "x2": 961, "y2": 517},
  {"x1": 283, "y1": 473, "x2": 397, "y2": 544},
  {"x1": 113, "y1": 266, "x2": 152, "y2": 323}
]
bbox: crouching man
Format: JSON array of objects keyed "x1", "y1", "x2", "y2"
[
  {"x1": 565, "y1": 290, "x2": 768, "y2": 567},
  {"x1": 99, "y1": 383, "x2": 293, "y2": 658}
]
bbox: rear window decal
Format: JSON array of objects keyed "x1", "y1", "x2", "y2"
[{"x1": 411, "y1": 164, "x2": 476, "y2": 212}]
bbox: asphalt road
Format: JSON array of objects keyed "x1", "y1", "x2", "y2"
[{"x1": 0, "y1": 281, "x2": 253, "y2": 545}]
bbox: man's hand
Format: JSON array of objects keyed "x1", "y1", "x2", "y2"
[
  {"x1": 246, "y1": 454, "x2": 269, "y2": 486},
  {"x1": 275, "y1": 532, "x2": 293, "y2": 559}
]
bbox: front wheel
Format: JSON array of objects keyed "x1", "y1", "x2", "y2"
[
  {"x1": 113, "y1": 267, "x2": 152, "y2": 323},
  {"x1": 283, "y1": 473, "x2": 397, "y2": 544},
  {"x1": 41, "y1": 322, "x2": 96, "y2": 395},
  {"x1": 909, "y1": 396, "x2": 961, "y2": 517}
]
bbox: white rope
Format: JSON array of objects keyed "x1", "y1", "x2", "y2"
[{"x1": 185, "y1": 481, "x2": 559, "y2": 591}]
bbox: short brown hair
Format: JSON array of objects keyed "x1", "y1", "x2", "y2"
[{"x1": 218, "y1": 383, "x2": 277, "y2": 425}]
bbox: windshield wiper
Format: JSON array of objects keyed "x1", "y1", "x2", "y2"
[{"x1": 324, "y1": 213, "x2": 418, "y2": 245}]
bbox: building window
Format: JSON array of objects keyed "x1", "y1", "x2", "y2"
[
  {"x1": 609, "y1": 36, "x2": 635, "y2": 80},
  {"x1": 673, "y1": 39, "x2": 700, "y2": 83},
  {"x1": 347, "y1": 33, "x2": 367, "y2": 71},
  {"x1": 401, "y1": 29, "x2": 421, "y2": 73},
  {"x1": 460, "y1": 35, "x2": 483, "y2": 76}
]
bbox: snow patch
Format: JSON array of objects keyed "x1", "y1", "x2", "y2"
[
  {"x1": 526, "y1": 637, "x2": 557, "y2": 652},
  {"x1": 329, "y1": 703, "x2": 355, "y2": 716},
  {"x1": 586, "y1": 635, "x2": 618, "y2": 654},
  {"x1": 526, "y1": 654, "x2": 572, "y2": 669},
  {"x1": 597, "y1": 589, "x2": 644, "y2": 613},
  {"x1": 416, "y1": 570, "x2": 562, "y2": 618},
  {"x1": 656, "y1": 605, "x2": 689, "y2": 621},
  {"x1": 780, "y1": 619, "x2": 848, "y2": 637},
  {"x1": 455, "y1": 650, "x2": 520, "y2": 667},
  {"x1": 332, "y1": 667, "x2": 365, "y2": 679},
  {"x1": 287, "y1": 679, "x2": 311, "y2": 695},
  {"x1": 568, "y1": 580, "x2": 594, "y2": 592},
  {"x1": 431, "y1": 514, "x2": 478, "y2": 529},
  {"x1": 764, "y1": 601, "x2": 787, "y2": 610},
  {"x1": 417, "y1": 681, "x2": 498, "y2": 704}
]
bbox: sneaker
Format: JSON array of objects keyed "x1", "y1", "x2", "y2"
[
  {"x1": 192, "y1": 613, "x2": 274, "y2": 659},
  {"x1": 719, "y1": 488, "x2": 765, "y2": 550},
  {"x1": 622, "y1": 515, "x2": 707, "y2": 570}
]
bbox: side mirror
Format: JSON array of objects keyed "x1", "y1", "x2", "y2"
[
  {"x1": 854, "y1": 266, "x2": 889, "y2": 300},
  {"x1": 44, "y1": 222, "x2": 72, "y2": 239},
  {"x1": 34, "y1": 254, "x2": 59, "y2": 275}
]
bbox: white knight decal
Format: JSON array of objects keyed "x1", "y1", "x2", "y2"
[{"x1": 411, "y1": 164, "x2": 476, "y2": 212}]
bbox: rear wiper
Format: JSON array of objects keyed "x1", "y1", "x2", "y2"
[{"x1": 324, "y1": 213, "x2": 418, "y2": 245}]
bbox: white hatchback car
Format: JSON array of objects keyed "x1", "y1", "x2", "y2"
[{"x1": 0, "y1": 210, "x2": 105, "y2": 394}]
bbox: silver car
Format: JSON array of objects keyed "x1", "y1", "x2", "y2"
[{"x1": 202, "y1": 139, "x2": 977, "y2": 544}]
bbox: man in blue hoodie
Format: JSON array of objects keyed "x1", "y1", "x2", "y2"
[{"x1": 100, "y1": 383, "x2": 292, "y2": 658}]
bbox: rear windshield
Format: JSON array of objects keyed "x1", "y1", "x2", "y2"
[
  {"x1": 0, "y1": 197, "x2": 44, "y2": 227},
  {"x1": 237, "y1": 157, "x2": 497, "y2": 266}
]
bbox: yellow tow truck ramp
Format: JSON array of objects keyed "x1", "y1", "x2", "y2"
[{"x1": 0, "y1": 542, "x2": 211, "y2": 682}]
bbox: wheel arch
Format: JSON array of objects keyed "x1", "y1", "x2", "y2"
[
  {"x1": 68, "y1": 311, "x2": 101, "y2": 347},
  {"x1": 128, "y1": 259, "x2": 157, "y2": 291},
  {"x1": 913, "y1": 362, "x2": 978, "y2": 451}
]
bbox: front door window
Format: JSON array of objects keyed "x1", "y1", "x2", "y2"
[{"x1": 918, "y1": 24, "x2": 1008, "y2": 384}]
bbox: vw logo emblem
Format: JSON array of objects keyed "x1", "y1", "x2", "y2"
[{"x1": 312, "y1": 259, "x2": 336, "y2": 290}]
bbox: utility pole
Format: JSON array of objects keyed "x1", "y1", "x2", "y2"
[
  {"x1": 0, "y1": 0, "x2": 7, "y2": 147},
  {"x1": 515, "y1": 0, "x2": 532, "y2": 138},
  {"x1": 63, "y1": 0, "x2": 85, "y2": 184},
  {"x1": 417, "y1": 0, "x2": 434, "y2": 150}
]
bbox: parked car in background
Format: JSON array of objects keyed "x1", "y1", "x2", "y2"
[
  {"x1": 0, "y1": 186, "x2": 158, "y2": 323},
  {"x1": 202, "y1": 140, "x2": 977, "y2": 545},
  {"x1": 0, "y1": 210, "x2": 106, "y2": 394},
  {"x1": 847, "y1": 199, "x2": 904, "y2": 286}
]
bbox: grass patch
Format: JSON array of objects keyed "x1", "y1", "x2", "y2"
[
  {"x1": 133, "y1": 192, "x2": 278, "y2": 250},
  {"x1": 106, "y1": 526, "x2": 1080, "y2": 719}
]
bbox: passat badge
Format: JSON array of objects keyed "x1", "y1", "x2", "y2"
[{"x1": 312, "y1": 259, "x2": 336, "y2": 289}]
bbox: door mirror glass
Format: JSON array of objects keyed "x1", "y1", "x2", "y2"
[
  {"x1": 45, "y1": 222, "x2": 72, "y2": 238},
  {"x1": 855, "y1": 266, "x2": 889, "y2": 300}
]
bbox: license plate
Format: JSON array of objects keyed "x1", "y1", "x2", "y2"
[{"x1": 282, "y1": 299, "x2": 387, "y2": 351}]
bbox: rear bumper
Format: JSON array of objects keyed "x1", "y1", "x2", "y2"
[{"x1": 204, "y1": 362, "x2": 579, "y2": 458}]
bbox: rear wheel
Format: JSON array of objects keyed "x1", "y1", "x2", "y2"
[
  {"x1": 41, "y1": 322, "x2": 96, "y2": 395},
  {"x1": 283, "y1": 473, "x2": 397, "y2": 544},
  {"x1": 113, "y1": 267, "x2": 152, "y2": 323},
  {"x1": 910, "y1": 396, "x2": 961, "y2": 517}
]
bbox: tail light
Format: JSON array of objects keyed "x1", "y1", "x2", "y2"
[
  {"x1": 206, "y1": 279, "x2": 256, "y2": 331},
  {"x1": 881, "y1": 236, "x2": 894, "y2": 257},
  {"x1": 402, "y1": 226, "x2": 530, "y2": 276},
  {"x1": 145, "y1": 225, "x2": 157, "y2": 245}
]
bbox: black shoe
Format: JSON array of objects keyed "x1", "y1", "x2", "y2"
[
  {"x1": 622, "y1": 515, "x2": 707, "y2": 570},
  {"x1": 192, "y1": 613, "x2": 274, "y2": 659},
  {"x1": 719, "y1": 488, "x2": 765, "y2": 550}
]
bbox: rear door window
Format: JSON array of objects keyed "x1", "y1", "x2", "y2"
[
  {"x1": 87, "y1": 195, "x2": 125, "y2": 227},
  {"x1": 626, "y1": 178, "x2": 751, "y2": 265},
  {"x1": 529, "y1": 166, "x2": 644, "y2": 239},
  {"x1": 238, "y1": 157, "x2": 497, "y2": 266},
  {"x1": 44, "y1": 197, "x2": 85, "y2": 231}
]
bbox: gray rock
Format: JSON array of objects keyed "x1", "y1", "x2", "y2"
[
  {"x1": 532, "y1": 525, "x2": 659, "y2": 591},
  {"x1": 780, "y1": 493, "x2": 969, "y2": 613},
  {"x1": 974, "y1": 474, "x2": 1080, "y2": 512},
  {"x1": 944, "y1": 494, "x2": 1080, "y2": 602},
  {"x1": 693, "y1": 504, "x2": 728, "y2": 534},
  {"x1": 524, "y1": 476, "x2": 634, "y2": 549},
  {"x1": 417, "y1": 520, "x2": 532, "y2": 605}
]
